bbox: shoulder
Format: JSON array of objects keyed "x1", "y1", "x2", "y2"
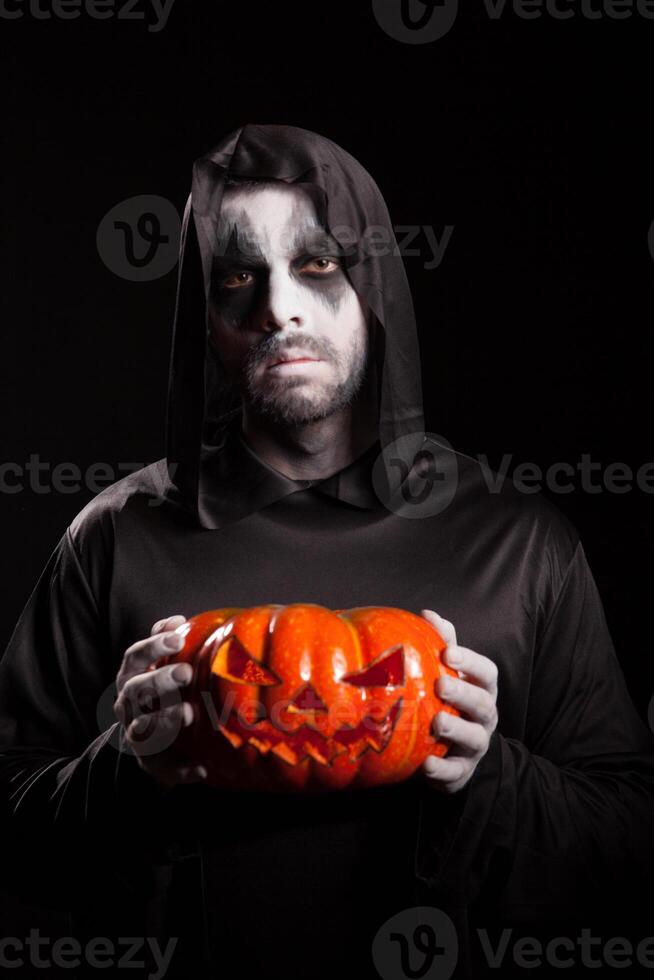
[
  {"x1": 66, "y1": 458, "x2": 174, "y2": 557},
  {"x1": 449, "y1": 443, "x2": 582, "y2": 579}
]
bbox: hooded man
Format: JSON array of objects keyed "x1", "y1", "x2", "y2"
[{"x1": 1, "y1": 124, "x2": 653, "y2": 980}]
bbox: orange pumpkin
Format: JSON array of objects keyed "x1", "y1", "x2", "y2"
[{"x1": 153, "y1": 604, "x2": 460, "y2": 792}]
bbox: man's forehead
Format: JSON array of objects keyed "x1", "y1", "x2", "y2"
[{"x1": 215, "y1": 185, "x2": 336, "y2": 259}]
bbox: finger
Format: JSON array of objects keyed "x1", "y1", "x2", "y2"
[
  {"x1": 117, "y1": 630, "x2": 187, "y2": 690},
  {"x1": 422, "y1": 753, "x2": 469, "y2": 787},
  {"x1": 432, "y1": 710, "x2": 490, "y2": 756},
  {"x1": 420, "y1": 609, "x2": 457, "y2": 648},
  {"x1": 151, "y1": 615, "x2": 187, "y2": 637},
  {"x1": 126, "y1": 701, "x2": 194, "y2": 756},
  {"x1": 441, "y1": 645, "x2": 498, "y2": 695},
  {"x1": 114, "y1": 663, "x2": 193, "y2": 726},
  {"x1": 437, "y1": 675, "x2": 498, "y2": 728}
]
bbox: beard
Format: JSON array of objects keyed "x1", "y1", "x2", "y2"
[{"x1": 241, "y1": 330, "x2": 369, "y2": 426}]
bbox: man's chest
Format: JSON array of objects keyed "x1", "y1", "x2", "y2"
[{"x1": 110, "y1": 505, "x2": 537, "y2": 739}]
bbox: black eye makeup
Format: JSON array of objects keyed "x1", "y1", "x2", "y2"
[
  {"x1": 210, "y1": 219, "x2": 353, "y2": 318},
  {"x1": 215, "y1": 254, "x2": 343, "y2": 292}
]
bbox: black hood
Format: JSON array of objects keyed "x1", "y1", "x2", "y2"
[{"x1": 165, "y1": 123, "x2": 426, "y2": 528}]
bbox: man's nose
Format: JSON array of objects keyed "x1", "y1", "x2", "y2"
[{"x1": 259, "y1": 268, "x2": 307, "y2": 333}]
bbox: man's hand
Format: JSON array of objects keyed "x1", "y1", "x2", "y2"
[
  {"x1": 420, "y1": 609, "x2": 498, "y2": 795},
  {"x1": 113, "y1": 615, "x2": 208, "y2": 789}
]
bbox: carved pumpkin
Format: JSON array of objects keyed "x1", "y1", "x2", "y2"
[{"x1": 154, "y1": 604, "x2": 460, "y2": 792}]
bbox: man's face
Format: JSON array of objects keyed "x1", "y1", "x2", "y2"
[{"x1": 208, "y1": 183, "x2": 371, "y2": 426}]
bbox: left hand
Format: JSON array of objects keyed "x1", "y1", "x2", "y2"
[{"x1": 420, "y1": 609, "x2": 499, "y2": 795}]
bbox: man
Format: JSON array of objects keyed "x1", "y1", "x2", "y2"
[{"x1": 1, "y1": 124, "x2": 653, "y2": 980}]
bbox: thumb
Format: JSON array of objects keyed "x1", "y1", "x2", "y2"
[{"x1": 420, "y1": 609, "x2": 457, "y2": 647}]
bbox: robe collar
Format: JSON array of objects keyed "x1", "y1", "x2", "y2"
[{"x1": 196, "y1": 411, "x2": 382, "y2": 529}]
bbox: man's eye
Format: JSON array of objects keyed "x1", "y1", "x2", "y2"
[
  {"x1": 301, "y1": 257, "x2": 341, "y2": 275},
  {"x1": 222, "y1": 271, "x2": 255, "y2": 289}
]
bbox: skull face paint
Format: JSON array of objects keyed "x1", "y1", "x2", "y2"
[{"x1": 207, "y1": 183, "x2": 372, "y2": 427}]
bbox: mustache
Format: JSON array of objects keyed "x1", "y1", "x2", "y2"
[{"x1": 246, "y1": 334, "x2": 338, "y2": 370}]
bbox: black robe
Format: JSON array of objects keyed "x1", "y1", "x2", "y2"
[{"x1": 2, "y1": 125, "x2": 654, "y2": 980}]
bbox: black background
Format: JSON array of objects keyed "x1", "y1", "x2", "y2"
[{"x1": 1, "y1": 0, "x2": 653, "y2": 966}]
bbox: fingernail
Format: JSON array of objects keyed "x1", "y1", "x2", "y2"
[
  {"x1": 173, "y1": 663, "x2": 192, "y2": 683},
  {"x1": 438, "y1": 713, "x2": 450, "y2": 734},
  {"x1": 164, "y1": 633, "x2": 184, "y2": 650},
  {"x1": 447, "y1": 648, "x2": 461, "y2": 665},
  {"x1": 440, "y1": 678, "x2": 455, "y2": 697}
]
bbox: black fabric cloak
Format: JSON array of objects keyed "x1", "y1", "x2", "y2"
[{"x1": 2, "y1": 124, "x2": 654, "y2": 980}]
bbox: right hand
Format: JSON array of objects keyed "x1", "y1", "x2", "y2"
[{"x1": 113, "y1": 614, "x2": 208, "y2": 789}]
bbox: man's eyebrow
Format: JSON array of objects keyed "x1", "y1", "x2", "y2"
[
  {"x1": 212, "y1": 219, "x2": 342, "y2": 265},
  {"x1": 286, "y1": 226, "x2": 341, "y2": 255},
  {"x1": 214, "y1": 220, "x2": 266, "y2": 262}
]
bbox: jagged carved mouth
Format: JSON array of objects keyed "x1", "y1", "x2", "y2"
[{"x1": 217, "y1": 697, "x2": 403, "y2": 767}]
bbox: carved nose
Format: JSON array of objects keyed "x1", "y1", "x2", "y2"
[{"x1": 289, "y1": 683, "x2": 328, "y2": 713}]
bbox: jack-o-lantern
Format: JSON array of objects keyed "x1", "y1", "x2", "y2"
[{"x1": 153, "y1": 604, "x2": 460, "y2": 791}]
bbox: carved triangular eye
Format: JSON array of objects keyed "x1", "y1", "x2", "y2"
[
  {"x1": 212, "y1": 634, "x2": 281, "y2": 686},
  {"x1": 341, "y1": 644, "x2": 404, "y2": 687}
]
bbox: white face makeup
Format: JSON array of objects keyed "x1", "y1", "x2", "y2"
[{"x1": 207, "y1": 183, "x2": 371, "y2": 427}]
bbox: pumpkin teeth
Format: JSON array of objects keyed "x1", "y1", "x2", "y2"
[
  {"x1": 271, "y1": 743, "x2": 299, "y2": 765},
  {"x1": 248, "y1": 736, "x2": 273, "y2": 755},
  {"x1": 217, "y1": 697, "x2": 403, "y2": 768},
  {"x1": 217, "y1": 725, "x2": 244, "y2": 750},
  {"x1": 304, "y1": 743, "x2": 331, "y2": 766}
]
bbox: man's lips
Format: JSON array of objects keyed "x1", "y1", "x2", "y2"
[{"x1": 266, "y1": 355, "x2": 323, "y2": 369}]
